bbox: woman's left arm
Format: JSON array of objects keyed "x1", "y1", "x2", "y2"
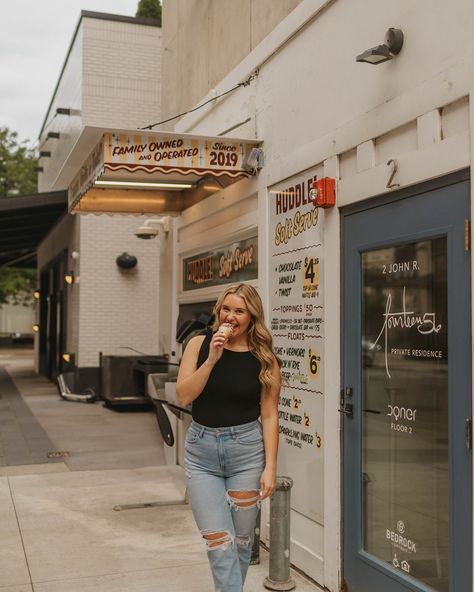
[{"x1": 260, "y1": 360, "x2": 281, "y2": 500}]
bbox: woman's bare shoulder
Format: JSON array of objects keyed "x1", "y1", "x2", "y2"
[
  {"x1": 178, "y1": 334, "x2": 208, "y2": 376},
  {"x1": 183, "y1": 334, "x2": 207, "y2": 356}
]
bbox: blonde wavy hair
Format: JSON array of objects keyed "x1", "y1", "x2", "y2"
[{"x1": 212, "y1": 283, "x2": 281, "y2": 392}]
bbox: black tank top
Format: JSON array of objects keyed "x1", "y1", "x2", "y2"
[{"x1": 192, "y1": 331, "x2": 262, "y2": 427}]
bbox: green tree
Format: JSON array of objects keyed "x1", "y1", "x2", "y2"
[
  {"x1": 136, "y1": 0, "x2": 162, "y2": 21},
  {"x1": 0, "y1": 128, "x2": 38, "y2": 307},
  {"x1": 0, "y1": 267, "x2": 36, "y2": 307},
  {"x1": 0, "y1": 127, "x2": 37, "y2": 197}
]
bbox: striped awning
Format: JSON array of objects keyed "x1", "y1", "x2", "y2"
[{"x1": 54, "y1": 127, "x2": 263, "y2": 215}]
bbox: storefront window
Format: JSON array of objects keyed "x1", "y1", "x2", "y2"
[{"x1": 361, "y1": 238, "x2": 448, "y2": 591}]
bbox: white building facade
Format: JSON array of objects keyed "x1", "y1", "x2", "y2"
[{"x1": 156, "y1": 1, "x2": 474, "y2": 591}]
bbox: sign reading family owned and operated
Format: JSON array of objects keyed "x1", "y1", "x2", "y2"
[
  {"x1": 182, "y1": 236, "x2": 258, "y2": 291},
  {"x1": 103, "y1": 132, "x2": 258, "y2": 176},
  {"x1": 269, "y1": 167, "x2": 325, "y2": 523}
]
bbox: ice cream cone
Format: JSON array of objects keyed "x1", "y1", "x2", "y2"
[{"x1": 218, "y1": 323, "x2": 234, "y2": 339}]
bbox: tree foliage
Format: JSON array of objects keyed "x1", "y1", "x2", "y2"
[
  {"x1": 0, "y1": 127, "x2": 37, "y2": 197},
  {"x1": 136, "y1": 0, "x2": 162, "y2": 21},
  {"x1": 0, "y1": 267, "x2": 36, "y2": 307}
]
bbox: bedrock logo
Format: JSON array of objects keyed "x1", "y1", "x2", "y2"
[{"x1": 386, "y1": 529, "x2": 417, "y2": 553}]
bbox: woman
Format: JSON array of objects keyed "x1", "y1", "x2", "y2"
[{"x1": 177, "y1": 283, "x2": 281, "y2": 592}]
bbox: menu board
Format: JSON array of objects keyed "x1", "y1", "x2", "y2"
[{"x1": 269, "y1": 167, "x2": 324, "y2": 522}]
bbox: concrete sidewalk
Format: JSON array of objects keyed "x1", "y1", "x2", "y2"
[{"x1": 0, "y1": 350, "x2": 323, "y2": 592}]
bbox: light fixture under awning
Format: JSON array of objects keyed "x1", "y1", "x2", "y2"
[{"x1": 55, "y1": 127, "x2": 263, "y2": 215}]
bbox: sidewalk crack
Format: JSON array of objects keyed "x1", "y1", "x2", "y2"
[{"x1": 7, "y1": 476, "x2": 36, "y2": 591}]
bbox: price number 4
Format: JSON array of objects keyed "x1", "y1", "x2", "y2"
[{"x1": 304, "y1": 257, "x2": 319, "y2": 284}]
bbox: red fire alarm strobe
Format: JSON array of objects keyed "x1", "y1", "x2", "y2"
[{"x1": 309, "y1": 177, "x2": 336, "y2": 208}]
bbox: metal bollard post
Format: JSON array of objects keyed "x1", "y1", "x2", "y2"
[
  {"x1": 263, "y1": 476, "x2": 295, "y2": 591},
  {"x1": 250, "y1": 507, "x2": 261, "y2": 564}
]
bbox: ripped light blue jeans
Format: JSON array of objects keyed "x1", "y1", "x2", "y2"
[{"x1": 184, "y1": 419, "x2": 265, "y2": 592}]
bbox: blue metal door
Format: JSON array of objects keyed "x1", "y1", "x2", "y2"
[{"x1": 342, "y1": 172, "x2": 472, "y2": 592}]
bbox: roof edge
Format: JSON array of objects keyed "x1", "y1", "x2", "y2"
[
  {"x1": 80, "y1": 10, "x2": 161, "y2": 27},
  {"x1": 0, "y1": 191, "x2": 68, "y2": 212}
]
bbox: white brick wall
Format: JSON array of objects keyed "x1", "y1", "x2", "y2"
[
  {"x1": 82, "y1": 17, "x2": 161, "y2": 129},
  {"x1": 77, "y1": 214, "x2": 163, "y2": 367}
]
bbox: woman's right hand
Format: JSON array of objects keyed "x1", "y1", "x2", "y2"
[{"x1": 207, "y1": 330, "x2": 227, "y2": 365}]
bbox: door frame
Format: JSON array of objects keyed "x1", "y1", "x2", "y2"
[{"x1": 340, "y1": 169, "x2": 472, "y2": 592}]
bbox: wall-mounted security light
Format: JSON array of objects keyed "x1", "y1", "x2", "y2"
[
  {"x1": 64, "y1": 271, "x2": 74, "y2": 285},
  {"x1": 94, "y1": 180, "x2": 194, "y2": 190},
  {"x1": 134, "y1": 217, "x2": 170, "y2": 239},
  {"x1": 356, "y1": 28, "x2": 404, "y2": 65},
  {"x1": 242, "y1": 147, "x2": 264, "y2": 174},
  {"x1": 32, "y1": 324, "x2": 40, "y2": 333},
  {"x1": 135, "y1": 225, "x2": 158, "y2": 239},
  {"x1": 33, "y1": 289, "x2": 41, "y2": 300},
  {"x1": 39, "y1": 151, "x2": 51, "y2": 158}
]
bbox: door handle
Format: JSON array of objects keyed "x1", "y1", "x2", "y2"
[
  {"x1": 466, "y1": 418, "x2": 472, "y2": 451},
  {"x1": 338, "y1": 403, "x2": 353, "y2": 418},
  {"x1": 339, "y1": 387, "x2": 354, "y2": 418}
]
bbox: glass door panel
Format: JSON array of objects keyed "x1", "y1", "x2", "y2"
[{"x1": 361, "y1": 238, "x2": 448, "y2": 591}]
